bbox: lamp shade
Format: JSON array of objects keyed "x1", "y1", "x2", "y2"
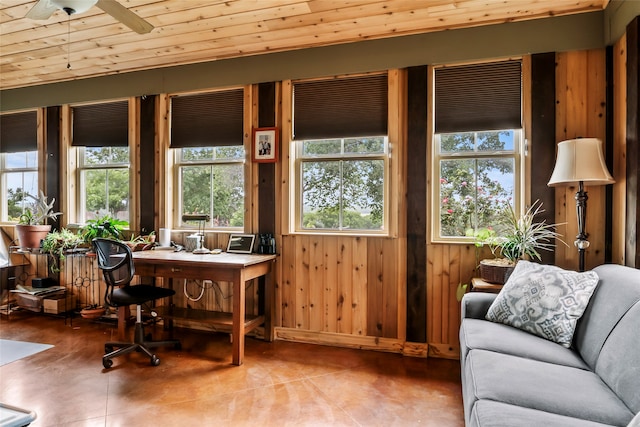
[{"x1": 548, "y1": 138, "x2": 615, "y2": 187}]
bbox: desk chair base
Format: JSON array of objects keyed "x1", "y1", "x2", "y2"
[{"x1": 103, "y1": 305, "x2": 180, "y2": 369}]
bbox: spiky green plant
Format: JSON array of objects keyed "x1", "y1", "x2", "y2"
[{"x1": 496, "y1": 200, "x2": 566, "y2": 263}]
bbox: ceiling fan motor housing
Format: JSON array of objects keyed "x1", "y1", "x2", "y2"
[{"x1": 51, "y1": 0, "x2": 98, "y2": 15}]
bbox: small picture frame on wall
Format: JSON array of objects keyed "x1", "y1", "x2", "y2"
[{"x1": 253, "y1": 127, "x2": 278, "y2": 163}]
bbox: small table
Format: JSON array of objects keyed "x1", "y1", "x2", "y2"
[
  {"x1": 131, "y1": 250, "x2": 276, "y2": 366},
  {"x1": 471, "y1": 277, "x2": 504, "y2": 293}
]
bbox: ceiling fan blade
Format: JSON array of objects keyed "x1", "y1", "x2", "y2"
[
  {"x1": 96, "y1": 0, "x2": 153, "y2": 34},
  {"x1": 25, "y1": 0, "x2": 58, "y2": 20}
]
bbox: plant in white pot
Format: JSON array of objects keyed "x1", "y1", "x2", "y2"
[
  {"x1": 15, "y1": 191, "x2": 62, "y2": 251},
  {"x1": 471, "y1": 200, "x2": 566, "y2": 284}
]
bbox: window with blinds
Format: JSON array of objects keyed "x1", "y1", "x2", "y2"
[
  {"x1": 0, "y1": 111, "x2": 38, "y2": 222},
  {"x1": 170, "y1": 88, "x2": 246, "y2": 229},
  {"x1": 72, "y1": 100, "x2": 130, "y2": 224},
  {"x1": 292, "y1": 73, "x2": 390, "y2": 234},
  {"x1": 432, "y1": 60, "x2": 524, "y2": 242}
]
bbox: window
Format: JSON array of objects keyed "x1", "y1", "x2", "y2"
[
  {"x1": 432, "y1": 60, "x2": 524, "y2": 241},
  {"x1": 175, "y1": 146, "x2": 245, "y2": 228},
  {"x1": 72, "y1": 101, "x2": 130, "y2": 223},
  {"x1": 78, "y1": 147, "x2": 130, "y2": 222},
  {"x1": 0, "y1": 111, "x2": 38, "y2": 222},
  {"x1": 170, "y1": 89, "x2": 245, "y2": 229},
  {"x1": 1, "y1": 151, "x2": 38, "y2": 222},
  {"x1": 297, "y1": 137, "x2": 387, "y2": 231},
  {"x1": 292, "y1": 74, "x2": 389, "y2": 233}
]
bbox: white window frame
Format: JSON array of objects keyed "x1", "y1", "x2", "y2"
[
  {"x1": 293, "y1": 136, "x2": 390, "y2": 235},
  {"x1": 173, "y1": 146, "x2": 245, "y2": 230},
  {"x1": 431, "y1": 130, "x2": 525, "y2": 243},
  {"x1": 77, "y1": 146, "x2": 131, "y2": 224},
  {"x1": 0, "y1": 151, "x2": 38, "y2": 223}
]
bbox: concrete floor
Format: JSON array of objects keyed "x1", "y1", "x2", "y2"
[{"x1": 0, "y1": 312, "x2": 464, "y2": 426}]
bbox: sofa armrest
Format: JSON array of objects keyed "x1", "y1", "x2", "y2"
[{"x1": 461, "y1": 292, "x2": 498, "y2": 319}]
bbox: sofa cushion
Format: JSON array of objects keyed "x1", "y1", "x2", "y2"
[
  {"x1": 485, "y1": 261, "x2": 599, "y2": 347},
  {"x1": 469, "y1": 400, "x2": 618, "y2": 427},
  {"x1": 464, "y1": 349, "x2": 634, "y2": 426},
  {"x1": 595, "y1": 301, "x2": 640, "y2": 415},
  {"x1": 574, "y1": 264, "x2": 640, "y2": 369},
  {"x1": 460, "y1": 318, "x2": 589, "y2": 370}
]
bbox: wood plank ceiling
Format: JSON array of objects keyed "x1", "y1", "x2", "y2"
[{"x1": 0, "y1": 0, "x2": 609, "y2": 91}]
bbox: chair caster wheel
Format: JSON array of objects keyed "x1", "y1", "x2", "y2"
[
  {"x1": 175, "y1": 342, "x2": 182, "y2": 350},
  {"x1": 151, "y1": 356, "x2": 160, "y2": 366},
  {"x1": 103, "y1": 358, "x2": 113, "y2": 369}
]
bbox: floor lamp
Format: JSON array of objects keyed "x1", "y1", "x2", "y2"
[{"x1": 547, "y1": 138, "x2": 615, "y2": 272}]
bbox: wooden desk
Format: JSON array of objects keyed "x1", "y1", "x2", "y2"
[{"x1": 131, "y1": 250, "x2": 276, "y2": 366}]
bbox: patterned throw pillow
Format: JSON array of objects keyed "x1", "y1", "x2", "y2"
[{"x1": 485, "y1": 260, "x2": 600, "y2": 348}]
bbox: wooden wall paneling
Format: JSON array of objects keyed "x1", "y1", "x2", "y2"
[
  {"x1": 530, "y1": 52, "x2": 557, "y2": 265},
  {"x1": 308, "y1": 236, "x2": 324, "y2": 331},
  {"x1": 555, "y1": 50, "x2": 607, "y2": 270},
  {"x1": 59, "y1": 105, "x2": 77, "y2": 225},
  {"x1": 281, "y1": 235, "x2": 295, "y2": 328},
  {"x1": 382, "y1": 237, "x2": 399, "y2": 339},
  {"x1": 336, "y1": 236, "x2": 353, "y2": 334},
  {"x1": 351, "y1": 236, "x2": 368, "y2": 336},
  {"x1": 585, "y1": 48, "x2": 608, "y2": 268},
  {"x1": 128, "y1": 97, "x2": 140, "y2": 233},
  {"x1": 406, "y1": 65, "x2": 428, "y2": 343},
  {"x1": 323, "y1": 237, "x2": 338, "y2": 332},
  {"x1": 367, "y1": 237, "x2": 385, "y2": 337},
  {"x1": 626, "y1": 17, "x2": 639, "y2": 268},
  {"x1": 295, "y1": 235, "x2": 310, "y2": 329},
  {"x1": 427, "y1": 244, "x2": 443, "y2": 345},
  {"x1": 612, "y1": 33, "x2": 628, "y2": 265},
  {"x1": 439, "y1": 244, "x2": 450, "y2": 346},
  {"x1": 447, "y1": 245, "x2": 461, "y2": 349}
]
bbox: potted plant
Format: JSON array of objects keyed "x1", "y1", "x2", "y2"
[
  {"x1": 471, "y1": 200, "x2": 566, "y2": 284},
  {"x1": 80, "y1": 215, "x2": 128, "y2": 245},
  {"x1": 41, "y1": 228, "x2": 84, "y2": 272},
  {"x1": 15, "y1": 191, "x2": 62, "y2": 251}
]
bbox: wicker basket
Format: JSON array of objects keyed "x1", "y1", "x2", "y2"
[{"x1": 479, "y1": 259, "x2": 515, "y2": 285}]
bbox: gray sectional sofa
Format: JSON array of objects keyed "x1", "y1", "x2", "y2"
[{"x1": 459, "y1": 263, "x2": 640, "y2": 427}]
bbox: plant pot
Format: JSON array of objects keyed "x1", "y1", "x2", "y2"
[
  {"x1": 479, "y1": 258, "x2": 515, "y2": 285},
  {"x1": 80, "y1": 306, "x2": 105, "y2": 319},
  {"x1": 15, "y1": 224, "x2": 51, "y2": 251}
]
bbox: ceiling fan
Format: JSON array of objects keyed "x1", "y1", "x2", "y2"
[{"x1": 25, "y1": 0, "x2": 154, "y2": 34}]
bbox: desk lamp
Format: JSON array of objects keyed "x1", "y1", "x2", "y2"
[
  {"x1": 182, "y1": 214, "x2": 211, "y2": 254},
  {"x1": 548, "y1": 138, "x2": 614, "y2": 272}
]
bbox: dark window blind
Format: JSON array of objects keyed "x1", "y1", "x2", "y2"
[
  {"x1": 293, "y1": 74, "x2": 388, "y2": 140},
  {"x1": 435, "y1": 61, "x2": 522, "y2": 133},
  {"x1": 0, "y1": 111, "x2": 37, "y2": 153},
  {"x1": 170, "y1": 89, "x2": 244, "y2": 147},
  {"x1": 72, "y1": 101, "x2": 128, "y2": 147}
]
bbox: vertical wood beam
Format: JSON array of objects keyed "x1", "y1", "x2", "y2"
[
  {"x1": 257, "y1": 82, "x2": 277, "y2": 318},
  {"x1": 45, "y1": 106, "x2": 61, "y2": 230},
  {"x1": 530, "y1": 52, "x2": 557, "y2": 265},
  {"x1": 626, "y1": 17, "x2": 640, "y2": 268},
  {"x1": 139, "y1": 95, "x2": 156, "y2": 234},
  {"x1": 406, "y1": 66, "x2": 427, "y2": 343}
]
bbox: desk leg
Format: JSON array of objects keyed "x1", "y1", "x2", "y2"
[
  {"x1": 232, "y1": 271, "x2": 245, "y2": 366},
  {"x1": 264, "y1": 270, "x2": 274, "y2": 342},
  {"x1": 117, "y1": 306, "x2": 130, "y2": 341}
]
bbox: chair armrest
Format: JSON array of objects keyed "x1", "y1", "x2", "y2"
[{"x1": 461, "y1": 292, "x2": 498, "y2": 320}]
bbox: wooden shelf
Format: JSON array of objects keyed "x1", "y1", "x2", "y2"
[{"x1": 154, "y1": 306, "x2": 264, "y2": 334}]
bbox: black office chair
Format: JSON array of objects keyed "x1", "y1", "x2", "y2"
[{"x1": 93, "y1": 238, "x2": 180, "y2": 369}]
